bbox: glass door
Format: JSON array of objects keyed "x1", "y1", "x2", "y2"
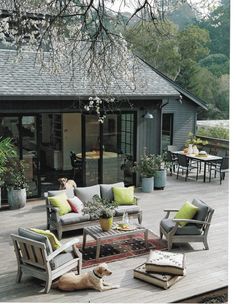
[
  {"x1": 83, "y1": 115, "x2": 100, "y2": 186},
  {"x1": 21, "y1": 116, "x2": 40, "y2": 197}
]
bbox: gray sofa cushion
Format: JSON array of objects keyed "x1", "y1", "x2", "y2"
[
  {"x1": 74, "y1": 185, "x2": 101, "y2": 203},
  {"x1": 192, "y1": 198, "x2": 209, "y2": 227},
  {"x1": 60, "y1": 213, "x2": 90, "y2": 225},
  {"x1": 51, "y1": 251, "x2": 75, "y2": 270},
  {"x1": 100, "y1": 182, "x2": 125, "y2": 201},
  {"x1": 18, "y1": 227, "x2": 53, "y2": 255},
  {"x1": 115, "y1": 205, "x2": 140, "y2": 216},
  {"x1": 48, "y1": 189, "x2": 74, "y2": 199},
  {"x1": 160, "y1": 219, "x2": 202, "y2": 235}
]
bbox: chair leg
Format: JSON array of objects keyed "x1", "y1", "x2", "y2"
[
  {"x1": 203, "y1": 239, "x2": 209, "y2": 250},
  {"x1": 138, "y1": 212, "x2": 142, "y2": 224},
  {"x1": 45, "y1": 279, "x2": 52, "y2": 294},
  {"x1": 16, "y1": 268, "x2": 22, "y2": 283},
  {"x1": 57, "y1": 227, "x2": 62, "y2": 240},
  {"x1": 177, "y1": 167, "x2": 179, "y2": 179},
  {"x1": 185, "y1": 169, "x2": 188, "y2": 181},
  {"x1": 167, "y1": 239, "x2": 172, "y2": 251}
]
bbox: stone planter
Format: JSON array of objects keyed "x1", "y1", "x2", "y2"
[
  {"x1": 154, "y1": 170, "x2": 166, "y2": 190},
  {"x1": 99, "y1": 217, "x2": 113, "y2": 231},
  {"x1": 7, "y1": 188, "x2": 26, "y2": 209},
  {"x1": 141, "y1": 177, "x2": 154, "y2": 193}
]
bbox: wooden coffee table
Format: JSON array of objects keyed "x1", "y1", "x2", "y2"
[{"x1": 82, "y1": 224, "x2": 149, "y2": 260}]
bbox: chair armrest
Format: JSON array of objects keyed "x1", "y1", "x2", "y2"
[
  {"x1": 133, "y1": 196, "x2": 140, "y2": 205},
  {"x1": 47, "y1": 238, "x2": 80, "y2": 261},
  {"x1": 46, "y1": 205, "x2": 60, "y2": 213},
  {"x1": 163, "y1": 209, "x2": 179, "y2": 219},
  {"x1": 172, "y1": 219, "x2": 211, "y2": 225}
]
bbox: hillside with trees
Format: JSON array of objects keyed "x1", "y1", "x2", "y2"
[{"x1": 124, "y1": 0, "x2": 230, "y2": 119}]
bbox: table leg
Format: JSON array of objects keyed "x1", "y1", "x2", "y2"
[
  {"x1": 96, "y1": 240, "x2": 101, "y2": 260},
  {"x1": 203, "y1": 162, "x2": 207, "y2": 183},
  {"x1": 82, "y1": 229, "x2": 87, "y2": 251},
  {"x1": 144, "y1": 230, "x2": 149, "y2": 248}
]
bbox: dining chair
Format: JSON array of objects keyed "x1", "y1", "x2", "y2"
[
  {"x1": 209, "y1": 156, "x2": 229, "y2": 184},
  {"x1": 176, "y1": 154, "x2": 198, "y2": 181},
  {"x1": 167, "y1": 145, "x2": 177, "y2": 152},
  {"x1": 70, "y1": 151, "x2": 83, "y2": 180},
  {"x1": 166, "y1": 151, "x2": 178, "y2": 176}
]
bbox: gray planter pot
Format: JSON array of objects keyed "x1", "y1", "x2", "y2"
[
  {"x1": 7, "y1": 188, "x2": 26, "y2": 209},
  {"x1": 141, "y1": 177, "x2": 154, "y2": 193},
  {"x1": 154, "y1": 170, "x2": 167, "y2": 190}
]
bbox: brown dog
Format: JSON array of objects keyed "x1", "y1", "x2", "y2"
[
  {"x1": 52, "y1": 263, "x2": 119, "y2": 292},
  {"x1": 58, "y1": 178, "x2": 77, "y2": 190}
]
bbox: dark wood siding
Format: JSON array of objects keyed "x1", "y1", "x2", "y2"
[{"x1": 162, "y1": 98, "x2": 197, "y2": 150}]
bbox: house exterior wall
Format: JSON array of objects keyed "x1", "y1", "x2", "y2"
[{"x1": 162, "y1": 97, "x2": 197, "y2": 150}]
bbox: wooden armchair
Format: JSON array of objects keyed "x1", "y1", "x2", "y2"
[
  {"x1": 160, "y1": 199, "x2": 214, "y2": 250},
  {"x1": 11, "y1": 228, "x2": 82, "y2": 293}
]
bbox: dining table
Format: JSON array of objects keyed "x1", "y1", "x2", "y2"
[{"x1": 173, "y1": 151, "x2": 223, "y2": 182}]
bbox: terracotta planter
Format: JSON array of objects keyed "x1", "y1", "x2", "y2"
[
  {"x1": 7, "y1": 188, "x2": 26, "y2": 209},
  {"x1": 99, "y1": 217, "x2": 113, "y2": 231}
]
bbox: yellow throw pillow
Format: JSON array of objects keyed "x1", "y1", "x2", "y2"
[
  {"x1": 48, "y1": 193, "x2": 71, "y2": 216},
  {"x1": 113, "y1": 186, "x2": 134, "y2": 205},
  {"x1": 174, "y1": 201, "x2": 199, "y2": 227},
  {"x1": 30, "y1": 228, "x2": 61, "y2": 250}
]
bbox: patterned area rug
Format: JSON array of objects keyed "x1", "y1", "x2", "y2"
[{"x1": 76, "y1": 231, "x2": 167, "y2": 268}]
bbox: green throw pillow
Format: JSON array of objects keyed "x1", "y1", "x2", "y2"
[
  {"x1": 174, "y1": 201, "x2": 199, "y2": 227},
  {"x1": 113, "y1": 186, "x2": 134, "y2": 205},
  {"x1": 48, "y1": 193, "x2": 71, "y2": 216},
  {"x1": 30, "y1": 228, "x2": 61, "y2": 250}
]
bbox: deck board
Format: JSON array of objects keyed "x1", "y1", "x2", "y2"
[{"x1": 0, "y1": 174, "x2": 228, "y2": 303}]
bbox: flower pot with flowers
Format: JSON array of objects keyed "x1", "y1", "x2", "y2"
[
  {"x1": 133, "y1": 153, "x2": 156, "y2": 193},
  {"x1": 3, "y1": 157, "x2": 28, "y2": 209},
  {"x1": 83, "y1": 195, "x2": 118, "y2": 231}
]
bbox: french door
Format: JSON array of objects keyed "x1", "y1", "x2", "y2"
[{"x1": 82, "y1": 112, "x2": 136, "y2": 186}]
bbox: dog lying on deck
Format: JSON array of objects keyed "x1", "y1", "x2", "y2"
[
  {"x1": 52, "y1": 263, "x2": 120, "y2": 292},
  {"x1": 58, "y1": 178, "x2": 77, "y2": 190}
]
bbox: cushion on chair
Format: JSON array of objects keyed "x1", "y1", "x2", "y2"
[
  {"x1": 67, "y1": 196, "x2": 84, "y2": 214},
  {"x1": 74, "y1": 185, "x2": 101, "y2": 203},
  {"x1": 48, "y1": 193, "x2": 72, "y2": 216},
  {"x1": 48, "y1": 189, "x2": 74, "y2": 199},
  {"x1": 113, "y1": 186, "x2": 135, "y2": 205},
  {"x1": 100, "y1": 182, "x2": 125, "y2": 201},
  {"x1": 115, "y1": 205, "x2": 141, "y2": 216},
  {"x1": 50, "y1": 251, "x2": 75, "y2": 270},
  {"x1": 160, "y1": 218, "x2": 202, "y2": 235},
  {"x1": 30, "y1": 228, "x2": 61, "y2": 250},
  {"x1": 18, "y1": 227, "x2": 53, "y2": 255},
  {"x1": 60, "y1": 213, "x2": 90, "y2": 225},
  {"x1": 174, "y1": 201, "x2": 199, "y2": 227},
  {"x1": 191, "y1": 198, "x2": 209, "y2": 227}
]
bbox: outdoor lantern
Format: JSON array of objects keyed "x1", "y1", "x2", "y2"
[{"x1": 143, "y1": 112, "x2": 154, "y2": 119}]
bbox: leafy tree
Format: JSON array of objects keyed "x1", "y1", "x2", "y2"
[{"x1": 199, "y1": 54, "x2": 229, "y2": 77}]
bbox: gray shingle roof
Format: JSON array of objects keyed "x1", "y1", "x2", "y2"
[{"x1": 0, "y1": 49, "x2": 179, "y2": 99}]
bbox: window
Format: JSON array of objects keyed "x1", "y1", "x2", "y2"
[{"x1": 162, "y1": 114, "x2": 173, "y2": 151}]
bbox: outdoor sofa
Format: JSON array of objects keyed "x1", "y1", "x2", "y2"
[{"x1": 46, "y1": 182, "x2": 143, "y2": 239}]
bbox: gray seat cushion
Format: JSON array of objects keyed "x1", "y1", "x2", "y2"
[
  {"x1": 160, "y1": 219, "x2": 202, "y2": 235},
  {"x1": 100, "y1": 182, "x2": 125, "y2": 201},
  {"x1": 60, "y1": 213, "x2": 90, "y2": 225},
  {"x1": 192, "y1": 198, "x2": 209, "y2": 227},
  {"x1": 74, "y1": 185, "x2": 101, "y2": 203},
  {"x1": 51, "y1": 251, "x2": 75, "y2": 270},
  {"x1": 48, "y1": 189, "x2": 74, "y2": 199},
  {"x1": 18, "y1": 227, "x2": 53, "y2": 255},
  {"x1": 115, "y1": 205, "x2": 140, "y2": 216}
]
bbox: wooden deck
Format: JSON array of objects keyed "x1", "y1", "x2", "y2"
[{"x1": 0, "y1": 174, "x2": 228, "y2": 303}]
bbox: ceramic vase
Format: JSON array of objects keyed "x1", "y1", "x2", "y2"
[
  {"x1": 99, "y1": 217, "x2": 113, "y2": 231},
  {"x1": 193, "y1": 145, "x2": 199, "y2": 154},
  {"x1": 188, "y1": 144, "x2": 193, "y2": 154}
]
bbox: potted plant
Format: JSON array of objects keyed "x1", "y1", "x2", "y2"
[
  {"x1": 185, "y1": 132, "x2": 208, "y2": 154},
  {"x1": 3, "y1": 157, "x2": 28, "y2": 209},
  {"x1": 0, "y1": 137, "x2": 17, "y2": 208},
  {"x1": 133, "y1": 153, "x2": 156, "y2": 193},
  {"x1": 153, "y1": 153, "x2": 170, "y2": 190},
  {"x1": 83, "y1": 195, "x2": 118, "y2": 231}
]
